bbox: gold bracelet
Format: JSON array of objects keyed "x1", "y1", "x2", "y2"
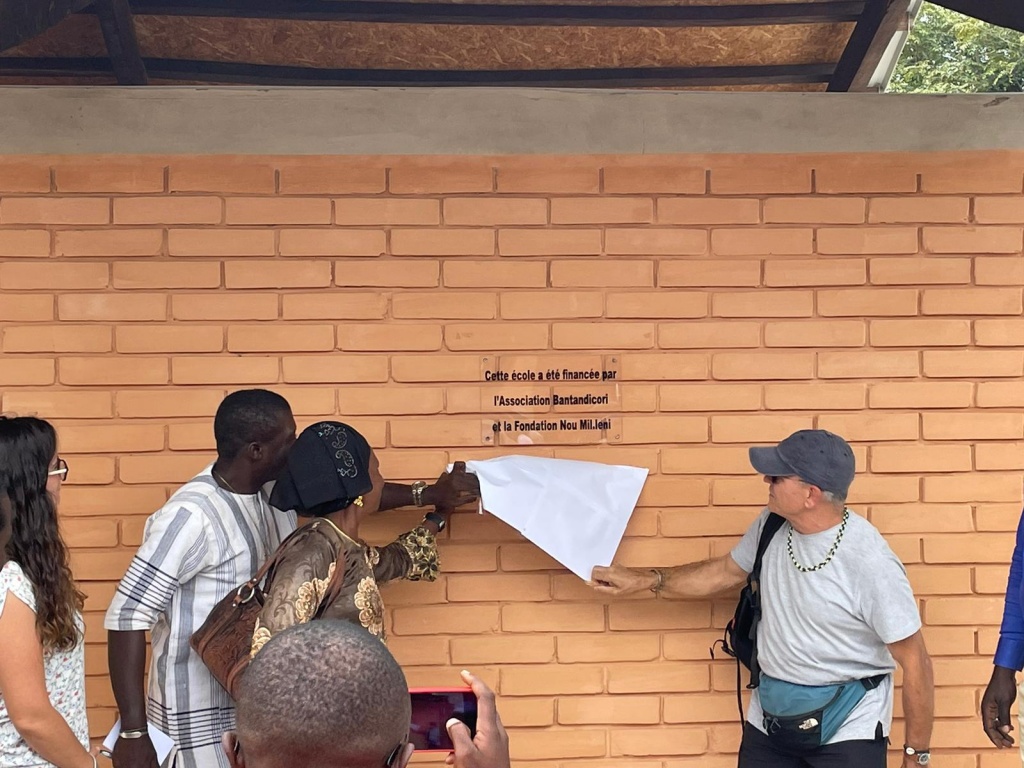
[{"x1": 649, "y1": 568, "x2": 665, "y2": 594}]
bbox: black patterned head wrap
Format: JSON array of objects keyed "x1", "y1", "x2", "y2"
[{"x1": 269, "y1": 421, "x2": 373, "y2": 517}]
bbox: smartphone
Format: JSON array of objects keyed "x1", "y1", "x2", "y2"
[{"x1": 408, "y1": 687, "x2": 477, "y2": 752}]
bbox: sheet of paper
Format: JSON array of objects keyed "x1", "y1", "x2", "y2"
[
  {"x1": 454, "y1": 456, "x2": 648, "y2": 581},
  {"x1": 103, "y1": 720, "x2": 177, "y2": 766}
]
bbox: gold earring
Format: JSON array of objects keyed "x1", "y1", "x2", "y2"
[{"x1": 353, "y1": 496, "x2": 364, "y2": 507}]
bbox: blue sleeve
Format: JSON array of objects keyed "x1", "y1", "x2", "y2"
[{"x1": 994, "y1": 508, "x2": 1024, "y2": 670}]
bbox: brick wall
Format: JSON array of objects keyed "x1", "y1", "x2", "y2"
[{"x1": 1, "y1": 152, "x2": 1023, "y2": 767}]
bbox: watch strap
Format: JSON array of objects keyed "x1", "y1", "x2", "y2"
[{"x1": 424, "y1": 511, "x2": 446, "y2": 531}]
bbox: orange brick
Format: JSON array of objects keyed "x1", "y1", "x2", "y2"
[
  {"x1": 975, "y1": 256, "x2": 1024, "y2": 286},
  {"x1": 55, "y1": 229, "x2": 161, "y2": 258},
  {"x1": 871, "y1": 256, "x2": 972, "y2": 285},
  {"x1": 924, "y1": 474, "x2": 1023, "y2": 503},
  {"x1": 977, "y1": 382, "x2": 1024, "y2": 407},
  {"x1": 657, "y1": 259, "x2": 761, "y2": 288},
  {"x1": 550, "y1": 260, "x2": 653, "y2": 288},
  {"x1": 228, "y1": 324, "x2": 334, "y2": 353},
  {"x1": 338, "y1": 323, "x2": 441, "y2": 351},
  {"x1": 712, "y1": 352, "x2": 814, "y2": 380},
  {"x1": 924, "y1": 226, "x2": 1022, "y2": 254},
  {"x1": 0, "y1": 294, "x2": 53, "y2": 321},
  {"x1": 336, "y1": 259, "x2": 438, "y2": 288},
  {"x1": 333, "y1": 198, "x2": 438, "y2": 226},
  {"x1": 924, "y1": 350, "x2": 1024, "y2": 378},
  {"x1": 817, "y1": 227, "x2": 918, "y2": 255},
  {"x1": 70, "y1": 550, "x2": 135, "y2": 582},
  {"x1": 921, "y1": 165, "x2": 1023, "y2": 193},
  {"x1": 975, "y1": 504, "x2": 1024, "y2": 532},
  {"x1": 391, "y1": 229, "x2": 493, "y2": 257},
  {"x1": 556, "y1": 633, "x2": 659, "y2": 663},
  {"x1": 498, "y1": 229, "x2": 603, "y2": 257},
  {"x1": 659, "y1": 321, "x2": 758, "y2": 349},
  {"x1": 116, "y1": 389, "x2": 225, "y2": 418},
  {"x1": 391, "y1": 292, "x2": 494, "y2": 319},
  {"x1": 59, "y1": 357, "x2": 168, "y2": 386},
  {"x1": 869, "y1": 319, "x2": 971, "y2": 347},
  {"x1": 712, "y1": 228, "x2": 811, "y2": 256},
  {"x1": 922, "y1": 287, "x2": 1023, "y2": 315},
  {"x1": 0, "y1": 262, "x2": 108, "y2": 290},
  {"x1": 168, "y1": 229, "x2": 275, "y2": 256},
  {"x1": 1, "y1": 197, "x2": 108, "y2": 225},
  {"x1": 975, "y1": 197, "x2": 1024, "y2": 224},
  {"x1": 553, "y1": 323, "x2": 652, "y2": 350},
  {"x1": 500, "y1": 291, "x2": 601, "y2": 319},
  {"x1": 606, "y1": 228, "x2": 707, "y2": 256},
  {"x1": 847, "y1": 475, "x2": 921, "y2": 504},
  {"x1": 444, "y1": 198, "x2": 546, "y2": 225},
  {"x1": 444, "y1": 261, "x2": 545, "y2": 288},
  {"x1": 172, "y1": 293, "x2": 278, "y2": 320},
  {"x1": 712, "y1": 414, "x2": 813, "y2": 443},
  {"x1": 448, "y1": 323, "x2": 548, "y2": 351},
  {"x1": 817, "y1": 288, "x2": 918, "y2": 317},
  {"x1": 116, "y1": 326, "x2": 225, "y2": 354},
  {"x1": 976, "y1": 442, "x2": 1024, "y2": 470},
  {"x1": 59, "y1": 424, "x2": 164, "y2": 454},
  {"x1": 389, "y1": 159, "x2": 493, "y2": 194},
  {"x1": 0, "y1": 359, "x2": 56, "y2": 386},
  {"x1": 617, "y1": 415, "x2": 707, "y2": 444},
  {"x1": 390, "y1": 355, "x2": 482, "y2": 383},
  {"x1": 976, "y1": 319, "x2": 1024, "y2": 346},
  {"x1": 924, "y1": 596, "x2": 1006, "y2": 625},
  {"x1": 608, "y1": 662, "x2": 709, "y2": 693},
  {"x1": 606, "y1": 292, "x2": 707, "y2": 320},
  {"x1": 502, "y1": 603, "x2": 604, "y2": 632},
  {"x1": 391, "y1": 603, "x2": 500, "y2": 635},
  {"x1": 765, "y1": 260, "x2": 866, "y2": 287},
  {"x1": 449, "y1": 635, "x2": 554, "y2": 664},
  {"x1": 168, "y1": 160, "x2": 274, "y2": 193},
  {"x1": 338, "y1": 388, "x2": 444, "y2": 416},
  {"x1": 0, "y1": 161, "x2": 50, "y2": 192},
  {"x1": 496, "y1": 163, "x2": 598, "y2": 193},
  {"x1": 903, "y1": 563, "x2": 975, "y2": 594},
  {"x1": 282, "y1": 292, "x2": 386, "y2": 320},
  {"x1": 60, "y1": 486, "x2": 167, "y2": 517},
  {"x1": 267, "y1": 387, "x2": 336, "y2": 416},
  {"x1": 171, "y1": 356, "x2": 279, "y2": 385},
  {"x1": 818, "y1": 350, "x2": 918, "y2": 378},
  {"x1": 168, "y1": 423, "x2": 215, "y2": 451},
  {"x1": 279, "y1": 229, "x2": 385, "y2": 257},
  {"x1": 764, "y1": 197, "x2": 865, "y2": 224},
  {"x1": 117, "y1": 454, "x2": 214, "y2": 484},
  {"x1": 656, "y1": 198, "x2": 757, "y2": 225},
  {"x1": 868, "y1": 197, "x2": 970, "y2": 224},
  {"x1": 616, "y1": 353, "x2": 708, "y2": 381},
  {"x1": 224, "y1": 198, "x2": 330, "y2": 225},
  {"x1": 814, "y1": 160, "x2": 917, "y2": 194},
  {"x1": 55, "y1": 161, "x2": 165, "y2": 193},
  {"x1": 764, "y1": 382, "x2": 865, "y2": 410},
  {"x1": 712, "y1": 476, "x2": 771, "y2": 505},
  {"x1": 712, "y1": 290, "x2": 812, "y2": 318},
  {"x1": 3, "y1": 325, "x2": 111, "y2": 353},
  {"x1": 609, "y1": 600, "x2": 715, "y2": 630},
  {"x1": 2, "y1": 390, "x2": 113, "y2": 419},
  {"x1": 58, "y1": 293, "x2": 167, "y2": 321},
  {"x1": 120, "y1": 518, "x2": 146, "y2": 546},
  {"x1": 660, "y1": 383, "x2": 761, "y2": 412},
  {"x1": 390, "y1": 418, "x2": 491, "y2": 448},
  {"x1": 664, "y1": 692, "x2": 745, "y2": 723},
  {"x1": 0, "y1": 229, "x2": 50, "y2": 258},
  {"x1": 923, "y1": 412, "x2": 1024, "y2": 440},
  {"x1": 550, "y1": 198, "x2": 652, "y2": 225},
  {"x1": 113, "y1": 197, "x2": 221, "y2": 225},
  {"x1": 488, "y1": 697, "x2": 555, "y2": 728},
  {"x1": 559, "y1": 696, "x2": 660, "y2": 725},
  {"x1": 612, "y1": 728, "x2": 707, "y2": 757},
  {"x1": 603, "y1": 163, "x2": 704, "y2": 194},
  {"x1": 509, "y1": 730, "x2": 607, "y2": 761},
  {"x1": 278, "y1": 162, "x2": 385, "y2": 194},
  {"x1": 225, "y1": 259, "x2": 331, "y2": 289},
  {"x1": 870, "y1": 445, "x2": 972, "y2": 473},
  {"x1": 711, "y1": 162, "x2": 811, "y2": 194},
  {"x1": 500, "y1": 664, "x2": 603, "y2": 695},
  {"x1": 114, "y1": 260, "x2": 222, "y2": 289}
]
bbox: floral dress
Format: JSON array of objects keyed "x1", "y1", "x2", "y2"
[
  {"x1": 0, "y1": 561, "x2": 88, "y2": 767},
  {"x1": 251, "y1": 518, "x2": 438, "y2": 656}
]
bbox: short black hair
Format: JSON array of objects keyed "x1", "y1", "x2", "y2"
[
  {"x1": 238, "y1": 620, "x2": 410, "y2": 766},
  {"x1": 213, "y1": 390, "x2": 292, "y2": 459}
]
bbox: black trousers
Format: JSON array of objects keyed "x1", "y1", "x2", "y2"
[{"x1": 737, "y1": 723, "x2": 887, "y2": 768}]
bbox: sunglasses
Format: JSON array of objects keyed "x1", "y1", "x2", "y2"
[{"x1": 47, "y1": 458, "x2": 69, "y2": 481}]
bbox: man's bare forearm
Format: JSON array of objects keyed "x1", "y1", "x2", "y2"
[
  {"x1": 902, "y1": 652, "x2": 935, "y2": 752},
  {"x1": 659, "y1": 555, "x2": 747, "y2": 599},
  {"x1": 108, "y1": 630, "x2": 150, "y2": 729}
]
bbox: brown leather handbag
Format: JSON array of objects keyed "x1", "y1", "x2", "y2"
[{"x1": 189, "y1": 520, "x2": 346, "y2": 698}]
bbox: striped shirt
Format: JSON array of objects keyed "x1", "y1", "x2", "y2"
[{"x1": 105, "y1": 467, "x2": 296, "y2": 768}]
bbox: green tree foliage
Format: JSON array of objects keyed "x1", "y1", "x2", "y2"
[{"x1": 888, "y1": 3, "x2": 1024, "y2": 92}]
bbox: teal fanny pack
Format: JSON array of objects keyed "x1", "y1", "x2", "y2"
[{"x1": 759, "y1": 673, "x2": 887, "y2": 754}]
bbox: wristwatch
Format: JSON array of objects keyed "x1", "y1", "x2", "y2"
[
  {"x1": 903, "y1": 745, "x2": 930, "y2": 765},
  {"x1": 424, "y1": 511, "x2": 446, "y2": 532},
  {"x1": 411, "y1": 480, "x2": 428, "y2": 507}
]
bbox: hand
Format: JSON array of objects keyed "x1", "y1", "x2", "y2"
[
  {"x1": 445, "y1": 670, "x2": 509, "y2": 768},
  {"x1": 981, "y1": 665, "x2": 1017, "y2": 748},
  {"x1": 589, "y1": 564, "x2": 656, "y2": 596},
  {"x1": 427, "y1": 462, "x2": 479, "y2": 509},
  {"x1": 110, "y1": 734, "x2": 159, "y2": 768}
]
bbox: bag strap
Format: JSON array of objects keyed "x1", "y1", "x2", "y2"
[
  {"x1": 746, "y1": 513, "x2": 786, "y2": 690},
  {"x1": 752, "y1": 512, "x2": 786, "y2": 580}
]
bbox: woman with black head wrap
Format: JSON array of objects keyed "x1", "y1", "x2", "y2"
[{"x1": 250, "y1": 421, "x2": 449, "y2": 656}]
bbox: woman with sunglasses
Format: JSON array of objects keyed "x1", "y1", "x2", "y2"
[{"x1": 0, "y1": 416, "x2": 97, "y2": 768}]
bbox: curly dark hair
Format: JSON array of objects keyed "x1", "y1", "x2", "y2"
[{"x1": 0, "y1": 416, "x2": 84, "y2": 650}]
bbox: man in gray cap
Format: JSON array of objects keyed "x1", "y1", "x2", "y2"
[{"x1": 591, "y1": 429, "x2": 934, "y2": 768}]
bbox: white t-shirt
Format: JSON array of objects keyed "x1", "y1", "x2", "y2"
[
  {"x1": 730, "y1": 508, "x2": 921, "y2": 743},
  {"x1": 0, "y1": 561, "x2": 89, "y2": 767}
]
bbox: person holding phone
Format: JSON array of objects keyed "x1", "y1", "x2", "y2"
[
  {"x1": 224, "y1": 619, "x2": 510, "y2": 768},
  {"x1": 0, "y1": 416, "x2": 98, "y2": 768}
]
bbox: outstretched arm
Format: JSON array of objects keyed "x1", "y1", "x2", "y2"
[{"x1": 591, "y1": 553, "x2": 748, "y2": 599}]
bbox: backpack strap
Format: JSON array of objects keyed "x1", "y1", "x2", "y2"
[
  {"x1": 746, "y1": 513, "x2": 786, "y2": 690},
  {"x1": 860, "y1": 674, "x2": 888, "y2": 691}
]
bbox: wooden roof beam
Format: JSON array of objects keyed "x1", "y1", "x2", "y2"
[{"x1": 95, "y1": 0, "x2": 148, "y2": 84}]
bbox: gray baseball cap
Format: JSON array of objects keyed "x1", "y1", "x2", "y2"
[{"x1": 748, "y1": 429, "x2": 855, "y2": 497}]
